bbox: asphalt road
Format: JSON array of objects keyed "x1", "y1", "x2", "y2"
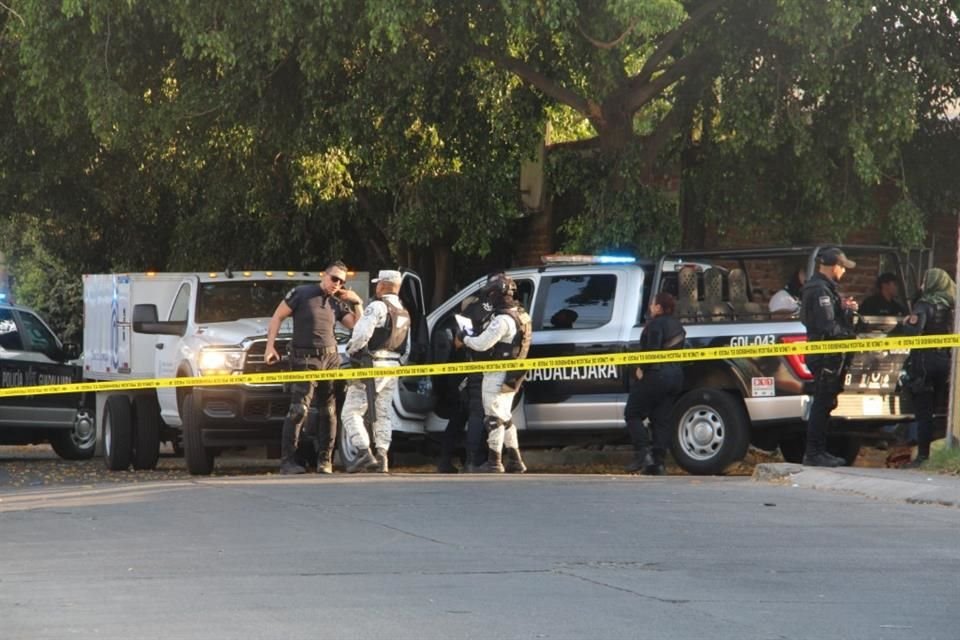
[{"x1": 2, "y1": 473, "x2": 958, "y2": 640}]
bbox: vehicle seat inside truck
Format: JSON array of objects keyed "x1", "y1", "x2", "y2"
[
  {"x1": 699, "y1": 267, "x2": 732, "y2": 322},
  {"x1": 728, "y1": 268, "x2": 765, "y2": 320},
  {"x1": 675, "y1": 265, "x2": 700, "y2": 323}
]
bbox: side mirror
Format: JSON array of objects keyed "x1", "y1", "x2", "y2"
[
  {"x1": 133, "y1": 304, "x2": 186, "y2": 336},
  {"x1": 61, "y1": 342, "x2": 81, "y2": 361}
]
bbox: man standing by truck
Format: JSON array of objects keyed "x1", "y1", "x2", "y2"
[
  {"x1": 265, "y1": 260, "x2": 362, "y2": 475},
  {"x1": 340, "y1": 270, "x2": 411, "y2": 473},
  {"x1": 800, "y1": 247, "x2": 858, "y2": 467}
]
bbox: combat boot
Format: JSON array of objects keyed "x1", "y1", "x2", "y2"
[
  {"x1": 279, "y1": 459, "x2": 307, "y2": 475},
  {"x1": 641, "y1": 448, "x2": 667, "y2": 475},
  {"x1": 347, "y1": 448, "x2": 378, "y2": 473},
  {"x1": 375, "y1": 448, "x2": 389, "y2": 474},
  {"x1": 503, "y1": 447, "x2": 527, "y2": 473},
  {"x1": 477, "y1": 449, "x2": 505, "y2": 473},
  {"x1": 625, "y1": 449, "x2": 652, "y2": 474},
  {"x1": 316, "y1": 449, "x2": 333, "y2": 475},
  {"x1": 802, "y1": 451, "x2": 845, "y2": 467}
]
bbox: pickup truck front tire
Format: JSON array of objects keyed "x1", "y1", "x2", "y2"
[
  {"x1": 671, "y1": 389, "x2": 750, "y2": 475},
  {"x1": 182, "y1": 394, "x2": 215, "y2": 475}
]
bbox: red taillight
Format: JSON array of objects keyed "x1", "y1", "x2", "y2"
[{"x1": 781, "y1": 335, "x2": 814, "y2": 380}]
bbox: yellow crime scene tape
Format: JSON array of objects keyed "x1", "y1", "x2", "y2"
[{"x1": 1, "y1": 333, "x2": 959, "y2": 398}]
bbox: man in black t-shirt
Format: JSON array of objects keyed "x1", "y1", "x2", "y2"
[
  {"x1": 265, "y1": 260, "x2": 363, "y2": 474},
  {"x1": 859, "y1": 272, "x2": 907, "y2": 316}
]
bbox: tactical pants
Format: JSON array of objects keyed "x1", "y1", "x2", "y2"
[
  {"x1": 281, "y1": 353, "x2": 340, "y2": 464},
  {"x1": 624, "y1": 365, "x2": 683, "y2": 454},
  {"x1": 805, "y1": 355, "x2": 844, "y2": 456},
  {"x1": 910, "y1": 350, "x2": 951, "y2": 457},
  {"x1": 481, "y1": 371, "x2": 519, "y2": 452},
  {"x1": 341, "y1": 360, "x2": 400, "y2": 452},
  {"x1": 440, "y1": 373, "x2": 486, "y2": 462}
]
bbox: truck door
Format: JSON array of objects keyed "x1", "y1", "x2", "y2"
[
  {"x1": 523, "y1": 271, "x2": 625, "y2": 430},
  {"x1": 155, "y1": 281, "x2": 193, "y2": 424}
]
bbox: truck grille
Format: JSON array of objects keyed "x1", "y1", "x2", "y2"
[
  {"x1": 244, "y1": 338, "x2": 291, "y2": 375},
  {"x1": 245, "y1": 399, "x2": 290, "y2": 420}
]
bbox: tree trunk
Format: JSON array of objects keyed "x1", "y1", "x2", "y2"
[{"x1": 431, "y1": 243, "x2": 451, "y2": 310}]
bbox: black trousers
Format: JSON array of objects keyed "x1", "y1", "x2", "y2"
[
  {"x1": 805, "y1": 355, "x2": 844, "y2": 456},
  {"x1": 440, "y1": 373, "x2": 486, "y2": 462},
  {"x1": 624, "y1": 366, "x2": 683, "y2": 453},
  {"x1": 280, "y1": 352, "x2": 340, "y2": 463},
  {"x1": 910, "y1": 351, "x2": 951, "y2": 457}
]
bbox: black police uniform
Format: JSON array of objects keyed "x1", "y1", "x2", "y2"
[
  {"x1": 800, "y1": 271, "x2": 855, "y2": 462},
  {"x1": 438, "y1": 295, "x2": 494, "y2": 472},
  {"x1": 902, "y1": 299, "x2": 953, "y2": 461},
  {"x1": 624, "y1": 313, "x2": 685, "y2": 474},
  {"x1": 280, "y1": 284, "x2": 351, "y2": 471}
]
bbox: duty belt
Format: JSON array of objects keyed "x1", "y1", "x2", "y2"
[{"x1": 291, "y1": 346, "x2": 339, "y2": 357}]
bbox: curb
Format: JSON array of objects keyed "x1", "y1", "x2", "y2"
[{"x1": 753, "y1": 463, "x2": 960, "y2": 508}]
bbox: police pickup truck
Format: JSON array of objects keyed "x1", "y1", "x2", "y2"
[
  {"x1": 0, "y1": 302, "x2": 94, "y2": 459},
  {"x1": 391, "y1": 246, "x2": 919, "y2": 474}
]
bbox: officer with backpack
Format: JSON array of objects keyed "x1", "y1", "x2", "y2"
[
  {"x1": 455, "y1": 274, "x2": 532, "y2": 473},
  {"x1": 340, "y1": 270, "x2": 411, "y2": 473}
]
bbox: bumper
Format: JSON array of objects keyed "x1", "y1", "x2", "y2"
[{"x1": 194, "y1": 385, "x2": 291, "y2": 447}]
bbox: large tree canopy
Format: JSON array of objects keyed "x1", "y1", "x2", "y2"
[{"x1": 1, "y1": 0, "x2": 958, "y2": 336}]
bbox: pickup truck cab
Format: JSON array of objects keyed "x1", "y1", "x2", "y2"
[
  {"x1": 0, "y1": 303, "x2": 93, "y2": 459},
  {"x1": 392, "y1": 246, "x2": 920, "y2": 474}
]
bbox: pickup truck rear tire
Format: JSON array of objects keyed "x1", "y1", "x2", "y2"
[
  {"x1": 132, "y1": 396, "x2": 162, "y2": 470},
  {"x1": 182, "y1": 394, "x2": 215, "y2": 475},
  {"x1": 671, "y1": 389, "x2": 750, "y2": 475},
  {"x1": 103, "y1": 395, "x2": 133, "y2": 471}
]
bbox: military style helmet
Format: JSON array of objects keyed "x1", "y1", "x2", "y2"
[{"x1": 487, "y1": 274, "x2": 517, "y2": 297}]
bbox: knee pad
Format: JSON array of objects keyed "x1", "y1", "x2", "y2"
[{"x1": 484, "y1": 416, "x2": 502, "y2": 433}]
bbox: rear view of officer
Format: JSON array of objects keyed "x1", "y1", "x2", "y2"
[
  {"x1": 340, "y1": 270, "x2": 411, "y2": 473},
  {"x1": 799, "y1": 247, "x2": 858, "y2": 467},
  {"x1": 455, "y1": 275, "x2": 532, "y2": 473}
]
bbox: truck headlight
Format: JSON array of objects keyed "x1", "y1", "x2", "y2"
[{"x1": 198, "y1": 348, "x2": 245, "y2": 375}]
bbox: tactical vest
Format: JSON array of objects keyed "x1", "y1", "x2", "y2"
[
  {"x1": 489, "y1": 307, "x2": 532, "y2": 361},
  {"x1": 368, "y1": 300, "x2": 410, "y2": 355},
  {"x1": 924, "y1": 301, "x2": 954, "y2": 336}
]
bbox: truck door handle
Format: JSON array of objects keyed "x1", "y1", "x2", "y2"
[{"x1": 155, "y1": 343, "x2": 164, "y2": 350}]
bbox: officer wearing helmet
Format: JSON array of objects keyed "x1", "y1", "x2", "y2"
[
  {"x1": 341, "y1": 269, "x2": 411, "y2": 473},
  {"x1": 454, "y1": 274, "x2": 532, "y2": 473},
  {"x1": 436, "y1": 272, "x2": 502, "y2": 473}
]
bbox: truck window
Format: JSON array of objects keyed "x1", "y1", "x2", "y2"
[
  {"x1": 169, "y1": 284, "x2": 192, "y2": 323},
  {"x1": 0, "y1": 308, "x2": 23, "y2": 351},
  {"x1": 18, "y1": 311, "x2": 59, "y2": 354},
  {"x1": 538, "y1": 274, "x2": 616, "y2": 330},
  {"x1": 195, "y1": 281, "x2": 312, "y2": 323}
]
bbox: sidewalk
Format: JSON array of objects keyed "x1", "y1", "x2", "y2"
[{"x1": 754, "y1": 463, "x2": 960, "y2": 508}]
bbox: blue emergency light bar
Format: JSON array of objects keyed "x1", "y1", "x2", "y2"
[
  {"x1": 542, "y1": 254, "x2": 637, "y2": 266},
  {"x1": 595, "y1": 255, "x2": 636, "y2": 264}
]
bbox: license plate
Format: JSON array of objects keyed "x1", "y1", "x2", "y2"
[{"x1": 862, "y1": 395, "x2": 884, "y2": 416}]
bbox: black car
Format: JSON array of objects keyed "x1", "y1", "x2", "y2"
[{"x1": 0, "y1": 303, "x2": 94, "y2": 459}]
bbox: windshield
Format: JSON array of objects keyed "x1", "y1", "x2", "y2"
[{"x1": 195, "y1": 280, "x2": 312, "y2": 324}]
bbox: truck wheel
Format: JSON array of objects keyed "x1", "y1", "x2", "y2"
[
  {"x1": 671, "y1": 389, "x2": 750, "y2": 475},
  {"x1": 103, "y1": 395, "x2": 133, "y2": 471},
  {"x1": 50, "y1": 409, "x2": 96, "y2": 460},
  {"x1": 182, "y1": 394, "x2": 215, "y2": 475},
  {"x1": 132, "y1": 396, "x2": 162, "y2": 470}
]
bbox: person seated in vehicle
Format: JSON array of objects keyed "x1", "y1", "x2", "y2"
[
  {"x1": 768, "y1": 267, "x2": 806, "y2": 316},
  {"x1": 859, "y1": 272, "x2": 907, "y2": 316},
  {"x1": 549, "y1": 308, "x2": 578, "y2": 329}
]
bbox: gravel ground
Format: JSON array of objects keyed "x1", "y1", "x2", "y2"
[{"x1": 0, "y1": 442, "x2": 892, "y2": 488}]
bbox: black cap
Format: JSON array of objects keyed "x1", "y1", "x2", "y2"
[{"x1": 818, "y1": 247, "x2": 856, "y2": 269}]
